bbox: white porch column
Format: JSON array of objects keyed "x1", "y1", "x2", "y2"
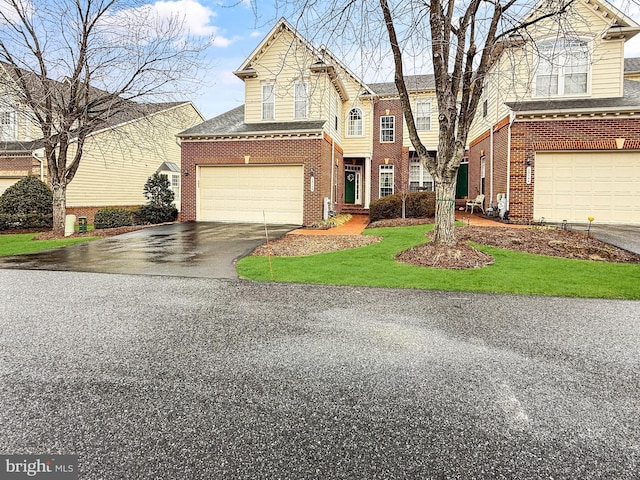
[{"x1": 364, "y1": 156, "x2": 372, "y2": 209}]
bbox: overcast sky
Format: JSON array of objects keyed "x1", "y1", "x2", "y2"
[{"x1": 170, "y1": 0, "x2": 640, "y2": 119}]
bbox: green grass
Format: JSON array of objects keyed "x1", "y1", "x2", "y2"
[
  {"x1": 0, "y1": 232, "x2": 99, "y2": 257},
  {"x1": 237, "y1": 224, "x2": 640, "y2": 299}
]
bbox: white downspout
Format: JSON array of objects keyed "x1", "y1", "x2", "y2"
[
  {"x1": 506, "y1": 111, "x2": 516, "y2": 213},
  {"x1": 32, "y1": 151, "x2": 44, "y2": 181},
  {"x1": 489, "y1": 120, "x2": 494, "y2": 209},
  {"x1": 330, "y1": 137, "x2": 335, "y2": 209}
]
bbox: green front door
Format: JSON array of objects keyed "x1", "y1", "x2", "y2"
[
  {"x1": 456, "y1": 163, "x2": 469, "y2": 198},
  {"x1": 345, "y1": 171, "x2": 356, "y2": 203}
]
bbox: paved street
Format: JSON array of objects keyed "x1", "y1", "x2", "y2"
[{"x1": 0, "y1": 269, "x2": 638, "y2": 478}]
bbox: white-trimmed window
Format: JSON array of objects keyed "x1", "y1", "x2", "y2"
[
  {"x1": 379, "y1": 164, "x2": 394, "y2": 197},
  {"x1": 170, "y1": 173, "x2": 180, "y2": 202},
  {"x1": 416, "y1": 101, "x2": 431, "y2": 130},
  {"x1": 334, "y1": 95, "x2": 340, "y2": 132},
  {"x1": 347, "y1": 107, "x2": 363, "y2": 136},
  {"x1": 535, "y1": 38, "x2": 589, "y2": 97},
  {"x1": 0, "y1": 110, "x2": 16, "y2": 141},
  {"x1": 294, "y1": 82, "x2": 308, "y2": 119},
  {"x1": 380, "y1": 115, "x2": 395, "y2": 142},
  {"x1": 409, "y1": 156, "x2": 434, "y2": 192},
  {"x1": 262, "y1": 83, "x2": 275, "y2": 120}
]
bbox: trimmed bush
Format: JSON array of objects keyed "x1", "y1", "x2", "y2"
[
  {"x1": 132, "y1": 204, "x2": 178, "y2": 225},
  {"x1": 369, "y1": 195, "x2": 402, "y2": 222},
  {"x1": 0, "y1": 213, "x2": 53, "y2": 230},
  {"x1": 406, "y1": 191, "x2": 436, "y2": 218},
  {"x1": 369, "y1": 191, "x2": 436, "y2": 222},
  {"x1": 0, "y1": 177, "x2": 53, "y2": 216},
  {"x1": 94, "y1": 208, "x2": 133, "y2": 229}
]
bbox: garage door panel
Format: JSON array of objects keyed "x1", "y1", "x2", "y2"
[
  {"x1": 535, "y1": 152, "x2": 640, "y2": 224},
  {"x1": 198, "y1": 165, "x2": 303, "y2": 224}
]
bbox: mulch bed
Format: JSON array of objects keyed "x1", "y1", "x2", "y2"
[
  {"x1": 33, "y1": 224, "x2": 160, "y2": 240},
  {"x1": 251, "y1": 234, "x2": 382, "y2": 257}
]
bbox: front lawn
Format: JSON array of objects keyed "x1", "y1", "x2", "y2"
[
  {"x1": 237, "y1": 224, "x2": 640, "y2": 299},
  {"x1": 0, "y1": 232, "x2": 98, "y2": 257}
]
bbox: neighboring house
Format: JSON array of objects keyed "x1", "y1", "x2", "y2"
[
  {"x1": 467, "y1": 0, "x2": 640, "y2": 225},
  {"x1": 180, "y1": 3, "x2": 640, "y2": 227},
  {"x1": 178, "y1": 18, "x2": 443, "y2": 226},
  {"x1": 0, "y1": 67, "x2": 204, "y2": 221}
]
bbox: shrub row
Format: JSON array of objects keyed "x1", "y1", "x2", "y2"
[
  {"x1": 369, "y1": 191, "x2": 436, "y2": 222},
  {"x1": 0, "y1": 213, "x2": 53, "y2": 230},
  {"x1": 94, "y1": 205, "x2": 178, "y2": 229}
]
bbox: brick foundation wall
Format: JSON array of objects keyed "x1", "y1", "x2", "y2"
[
  {"x1": 468, "y1": 121, "x2": 509, "y2": 210},
  {"x1": 180, "y1": 136, "x2": 331, "y2": 226}
]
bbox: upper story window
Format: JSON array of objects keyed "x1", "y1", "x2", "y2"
[
  {"x1": 0, "y1": 110, "x2": 16, "y2": 141},
  {"x1": 535, "y1": 38, "x2": 589, "y2": 97},
  {"x1": 334, "y1": 95, "x2": 340, "y2": 132},
  {"x1": 262, "y1": 83, "x2": 275, "y2": 120},
  {"x1": 416, "y1": 101, "x2": 431, "y2": 130},
  {"x1": 380, "y1": 115, "x2": 395, "y2": 142},
  {"x1": 482, "y1": 99, "x2": 488, "y2": 118},
  {"x1": 294, "y1": 82, "x2": 308, "y2": 119},
  {"x1": 347, "y1": 107, "x2": 363, "y2": 136}
]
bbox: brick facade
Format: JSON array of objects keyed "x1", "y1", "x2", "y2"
[
  {"x1": 469, "y1": 116, "x2": 640, "y2": 222},
  {"x1": 0, "y1": 155, "x2": 42, "y2": 178},
  {"x1": 371, "y1": 99, "x2": 409, "y2": 200},
  {"x1": 180, "y1": 135, "x2": 336, "y2": 226}
]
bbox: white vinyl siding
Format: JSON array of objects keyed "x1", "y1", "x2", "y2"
[{"x1": 262, "y1": 83, "x2": 275, "y2": 120}]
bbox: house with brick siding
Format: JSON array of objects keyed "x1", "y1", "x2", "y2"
[
  {"x1": 0, "y1": 65, "x2": 204, "y2": 222},
  {"x1": 467, "y1": 0, "x2": 640, "y2": 225},
  {"x1": 178, "y1": 18, "x2": 443, "y2": 226}
]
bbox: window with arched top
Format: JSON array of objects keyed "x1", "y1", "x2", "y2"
[
  {"x1": 535, "y1": 38, "x2": 589, "y2": 97},
  {"x1": 347, "y1": 108, "x2": 363, "y2": 136}
]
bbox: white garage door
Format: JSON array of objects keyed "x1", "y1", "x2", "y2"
[
  {"x1": 534, "y1": 151, "x2": 640, "y2": 224},
  {"x1": 0, "y1": 178, "x2": 20, "y2": 196},
  {"x1": 198, "y1": 165, "x2": 304, "y2": 224}
]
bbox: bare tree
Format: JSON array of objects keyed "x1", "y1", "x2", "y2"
[
  {"x1": 0, "y1": 0, "x2": 209, "y2": 234},
  {"x1": 277, "y1": 0, "x2": 579, "y2": 246}
]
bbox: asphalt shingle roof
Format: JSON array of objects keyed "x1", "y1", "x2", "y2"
[
  {"x1": 624, "y1": 57, "x2": 640, "y2": 72},
  {"x1": 505, "y1": 80, "x2": 640, "y2": 113},
  {"x1": 179, "y1": 105, "x2": 326, "y2": 137},
  {"x1": 367, "y1": 74, "x2": 436, "y2": 96}
]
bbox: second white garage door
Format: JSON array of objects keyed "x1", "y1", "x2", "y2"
[
  {"x1": 534, "y1": 151, "x2": 640, "y2": 224},
  {"x1": 198, "y1": 165, "x2": 304, "y2": 224}
]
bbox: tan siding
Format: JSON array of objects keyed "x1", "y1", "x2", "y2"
[
  {"x1": 66, "y1": 104, "x2": 202, "y2": 207},
  {"x1": 401, "y1": 94, "x2": 440, "y2": 148}
]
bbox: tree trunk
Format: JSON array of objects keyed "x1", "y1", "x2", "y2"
[
  {"x1": 52, "y1": 183, "x2": 67, "y2": 235},
  {"x1": 432, "y1": 177, "x2": 457, "y2": 246}
]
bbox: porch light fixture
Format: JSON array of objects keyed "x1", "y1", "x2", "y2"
[
  {"x1": 183, "y1": 168, "x2": 189, "y2": 176},
  {"x1": 525, "y1": 155, "x2": 533, "y2": 166}
]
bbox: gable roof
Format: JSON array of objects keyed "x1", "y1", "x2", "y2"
[
  {"x1": 234, "y1": 18, "x2": 374, "y2": 98},
  {"x1": 178, "y1": 105, "x2": 326, "y2": 138}
]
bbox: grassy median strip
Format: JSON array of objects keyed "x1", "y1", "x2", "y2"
[
  {"x1": 0, "y1": 233, "x2": 99, "y2": 257},
  {"x1": 237, "y1": 224, "x2": 640, "y2": 300}
]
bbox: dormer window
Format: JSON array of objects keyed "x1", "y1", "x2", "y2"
[
  {"x1": 535, "y1": 38, "x2": 589, "y2": 97},
  {"x1": 347, "y1": 107, "x2": 363, "y2": 136},
  {"x1": 262, "y1": 83, "x2": 275, "y2": 120}
]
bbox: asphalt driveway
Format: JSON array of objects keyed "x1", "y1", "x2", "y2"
[
  {"x1": 1, "y1": 270, "x2": 639, "y2": 478},
  {"x1": 0, "y1": 222, "x2": 296, "y2": 278}
]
